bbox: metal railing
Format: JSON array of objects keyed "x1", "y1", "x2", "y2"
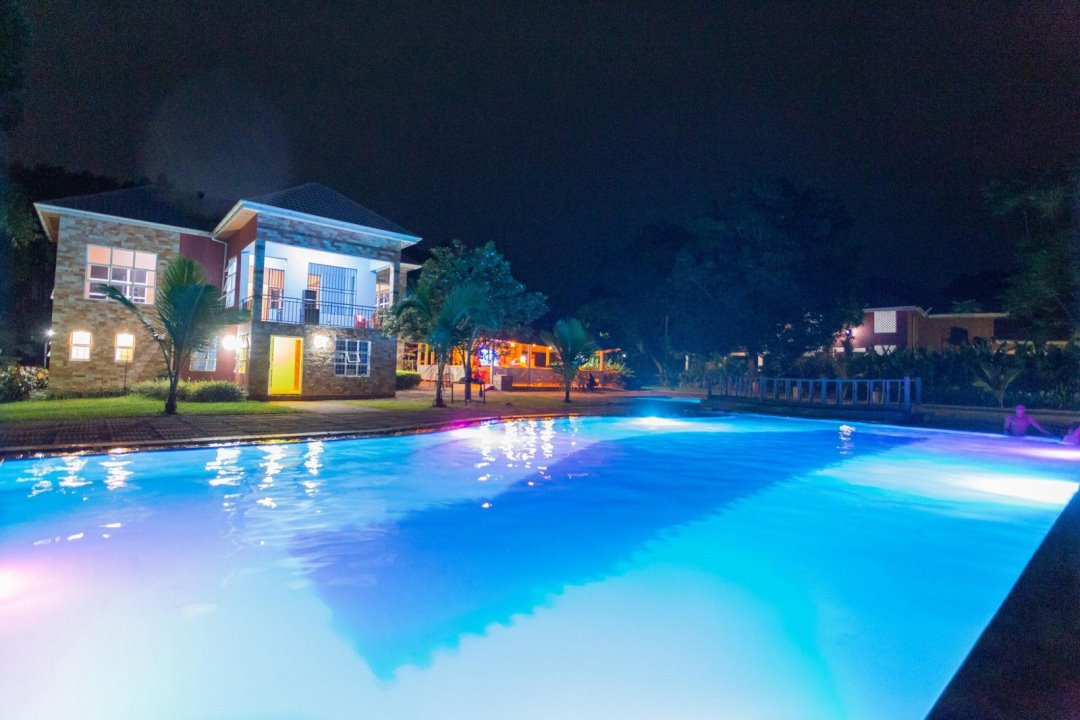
[
  {"x1": 242, "y1": 295, "x2": 379, "y2": 329},
  {"x1": 712, "y1": 375, "x2": 921, "y2": 412}
]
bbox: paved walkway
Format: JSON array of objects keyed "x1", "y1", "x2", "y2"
[{"x1": 0, "y1": 390, "x2": 677, "y2": 457}]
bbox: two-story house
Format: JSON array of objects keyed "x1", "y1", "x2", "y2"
[{"x1": 35, "y1": 182, "x2": 420, "y2": 399}]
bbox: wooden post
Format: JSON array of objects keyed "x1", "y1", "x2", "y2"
[{"x1": 903, "y1": 376, "x2": 911, "y2": 411}]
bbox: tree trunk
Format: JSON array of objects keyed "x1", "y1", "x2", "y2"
[
  {"x1": 165, "y1": 360, "x2": 180, "y2": 415},
  {"x1": 564, "y1": 376, "x2": 571, "y2": 403},
  {"x1": 434, "y1": 358, "x2": 446, "y2": 407},
  {"x1": 463, "y1": 344, "x2": 472, "y2": 402}
]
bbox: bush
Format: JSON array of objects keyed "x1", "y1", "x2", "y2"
[
  {"x1": 0, "y1": 365, "x2": 42, "y2": 403},
  {"x1": 396, "y1": 371, "x2": 422, "y2": 390},
  {"x1": 130, "y1": 378, "x2": 246, "y2": 402},
  {"x1": 188, "y1": 380, "x2": 246, "y2": 402}
]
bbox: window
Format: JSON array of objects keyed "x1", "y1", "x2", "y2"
[
  {"x1": 235, "y1": 333, "x2": 249, "y2": 375},
  {"x1": 873, "y1": 310, "x2": 897, "y2": 334},
  {"x1": 70, "y1": 331, "x2": 92, "y2": 360},
  {"x1": 223, "y1": 257, "x2": 237, "y2": 308},
  {"x1": 115, "y1": 333, "x2": 134, "y2": 363},
  {"x1": 86, "y1": 245, "x2": 156, "y2": 304},
  {"x1": 334, "y1": 339, "x2": 370, "y2": 376},
  {"x1": 189, "y1": 338, "x2": 218, "y2": 372}
]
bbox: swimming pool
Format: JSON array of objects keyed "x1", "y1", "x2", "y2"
[{"x1": 1, "y1": 415, "x2": 1076, "y2": 719}]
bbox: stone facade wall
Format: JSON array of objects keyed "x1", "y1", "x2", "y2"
[
  {"x1": 246, "y1": 213, "x2": 404, "y2": 399},
  {"x1": 49, "y1": 216, "x2": 182, "y2": 394},
  {"x1": 246, "y1": 324, "x2": 396, "y2": 400}
]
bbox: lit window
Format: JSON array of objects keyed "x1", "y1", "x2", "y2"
[
  {"x1": 873, "y1": 310, "x2": 897, "y2": 334},
  {"x1": 115, "y1": 333, "x2": 134, "y2": 363},
  {"x1": 189, "y1": 338, "x2": 219, "y2": 372},
  {"x1": 86, "y1": 245, "x2": 157, "y2": 304},
  {"x1": 223, "y1": 257, "x2": 237, "y2": 308},
  {"x1": 70, "y1": 331, "x2": 92, "y2": 361},
  {"x1": 234, "y1": 333, "x2": 249, "y2": 375},
  {"x1": 334, "y1": 339, "x2": 370, "y2": 377}
]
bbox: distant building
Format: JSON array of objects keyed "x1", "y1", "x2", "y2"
[
  {"x1": 35, "y1": 183, "x2": 421, "y2": 399},
  {"x1": 836, "y1": 306, "x2": 1011, "y2": 353}
]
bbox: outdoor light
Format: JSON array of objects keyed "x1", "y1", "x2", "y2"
[
  {"x1": 115, "y1": 333, "x2": 134, "y2": 349},
  {"x1": 221, "y1": 335, "x2": 239, "y2": 351},
  {"x1": 313, "y1": 334, "x2": 331, "y2": 351},
  {"x1": 46, "y1": 329, "x2": 53, "y2": 337}
]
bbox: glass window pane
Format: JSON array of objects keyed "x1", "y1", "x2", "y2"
[
  {"x1": 111, "y1": 267, "x2": 130, "y2": 283},
  {"x1": 143, "y1": 288, "x2": 155, "y2": 304},
  {"x1": 135, "y1": 252, "x2": 156, "y2": 270},
  {"x1": 90, "y1": 265, "x2": 109, "y2": 280},
  {"x1": 88, "y1": 246, "x2": 110, "y2": 264},
  {"x1": 112, "y1": 249, "x2": 134, "y2": 267},
  {"x1": 132, "y1": 269, "x2": 148, "y2": 285},
  {"x1": 131, "y1": 287, "x2": 147, "y2": 303}
]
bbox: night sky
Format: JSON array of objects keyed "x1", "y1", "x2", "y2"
[{"x1": 12, "y1": 1, "x2": 1080, "y2": 312}]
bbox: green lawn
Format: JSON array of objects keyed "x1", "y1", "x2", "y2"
[
  {"x1": 343, "y1": 391, "x2": 607, "y2": 413},
  {"x1": 0, "y1": 395, "x2": 300, "y2": 422},
  {"x1": 344, "y1": 397, "x2": 435, "y2": 411}
]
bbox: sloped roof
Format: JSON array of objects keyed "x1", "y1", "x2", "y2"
[
  {"x1": 248, "y1": 182, "x2": 415, "y2": 237},
  {"x1": 39, "y1": 185, "x2": 235, "y2": 233}
]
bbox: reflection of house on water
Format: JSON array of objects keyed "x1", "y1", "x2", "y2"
[{"x1": 402, "y1": 339, "x2": 624, "y2": 389}]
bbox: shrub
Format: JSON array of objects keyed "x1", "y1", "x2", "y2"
[
  {"x1": 130, "y1": 378, "x2": 180, "y2": 400},
  {"x1": 130, "y1": 379, "x2": 246, "y2": 402},
  {"x1": 0, "y1": 365, "x2": 40, "y2": 403},
  {"x1": 187, "y1": 380, "x2": 246, "y2": 402},
  {"x1": 396, "y1": 371, "x2": 422, "y2": 390}
]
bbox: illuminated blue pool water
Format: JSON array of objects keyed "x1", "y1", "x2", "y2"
[{"x1": 1, "y1": 415, "x2": 1077, "y2": 719}]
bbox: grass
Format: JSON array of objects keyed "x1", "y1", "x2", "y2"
[
  {"x1": 343, "y1": 389, "x2": 618, "y2": 413},
  {"x1": 0, "y1": 395, "x2": 300, "y2": 422}
]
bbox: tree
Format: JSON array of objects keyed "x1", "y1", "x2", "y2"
[
  {"x1": 970, "y1": 342, "x2": 1024, "y2": 408},
  {"x1": 393, "y1": 283, "x2": 494, "y2": 407},
  {"x1": 385, "y1": 240, "x2": 546, "y2": 401},
  {"x1": 542, "y1": 318, "x2": 599, "y2": 403},
  {"x1": 988, "y1": 170, "x2": 1077, "y2": 344},
  {"x1": 100, "y1": 257, "x2": 246, "y2": 414},
  {"x1": 671, "y1": 178, "x2": 861, "y2": 374}
]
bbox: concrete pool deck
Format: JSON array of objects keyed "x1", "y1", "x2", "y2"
[{"x1": 1, "y1": 388, "x2": 1078, "y2": 715}]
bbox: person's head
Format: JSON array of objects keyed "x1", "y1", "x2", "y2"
[{"x1": 1015, "y1": 404, "x2": 1027, "y2": 417}]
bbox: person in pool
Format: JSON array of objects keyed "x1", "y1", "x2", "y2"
[{"x1": 1004, "y1": 404, "x2": 1052, "y2": 437}]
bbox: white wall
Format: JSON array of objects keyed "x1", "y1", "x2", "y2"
[{"x1": 264, "y1": 241, "x2": 378, "y2": 306}]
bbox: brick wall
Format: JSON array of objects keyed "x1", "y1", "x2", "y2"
[
  {"x1": 49, "y1": 216, "x2": 181, "y2": 394},
  {"x1": 256, "y1": 214, "x2": 402, "y2": 262},
  {"x1": 246, "y1": 324, "x2": 396, "y2": 400}
]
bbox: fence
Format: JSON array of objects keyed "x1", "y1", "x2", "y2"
[{"x1": 713, "y1": 376, "x2": 921, "y2": 412}]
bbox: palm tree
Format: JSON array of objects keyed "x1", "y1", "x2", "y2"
[
  {"x1": 971, "y1": 342, "x2": 1024, "y2": 408},
  {"x1": 395, "y1": 283, "x2": 493, "y2": 407},
  {"x1": 100, "y1": 256, "x2": 247, "y2": 415},
  {"x1": 542, "y1": 318, "x2": 599, "y2": 403}
]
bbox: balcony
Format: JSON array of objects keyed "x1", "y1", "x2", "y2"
[{"x1": 242, "y1": 295, "x2": 380, "y2": 329}]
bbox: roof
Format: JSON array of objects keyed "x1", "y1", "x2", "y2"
[
  {"x1": 248, "y1": 182, "x2": 415, "y2": 237},
  {"x1": 38, "y1": 185, "x2": 235, "y2": 233}
]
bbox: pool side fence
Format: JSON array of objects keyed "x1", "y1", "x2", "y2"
[{"x1": 706, "y1": 376, "x2": 922, "y2": 417}]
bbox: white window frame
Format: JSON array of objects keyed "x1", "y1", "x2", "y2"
[
  {"x1": 189, "y1": 338, "x2": 219, "y2": 372},
  {"x1": 70, "y1": 331, "x2": 92, "y2": 361},
  {"x1": 223, "y1": 256, "x2": 237, "y2": 308},
  {"x1": 86, "y1": 245, "x2": 157, "y2": 305},
  {"x1": 114, "y1": 333, "x2": 135, "y2": 363},
  {"x1": 334, "y1": 339, "x2": 370, "y2": 377},
  {"x1": 873, "y1": 310, "x2": 897, "y2": 334}
]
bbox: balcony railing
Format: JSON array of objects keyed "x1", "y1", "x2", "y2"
[{"x1": 242, "y1": 295, "x2": 380, "y2": 329}]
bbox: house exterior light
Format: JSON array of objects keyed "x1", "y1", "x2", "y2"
[
  {"x1": 313, "y1": 334, "x2": 331, "y2": 351},
  {"x1": 221, "y1": 335, "x2": 240, "y2": 352}
]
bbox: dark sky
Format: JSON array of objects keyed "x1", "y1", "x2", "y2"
[{"x1": 13, "y1": 1, "x2": 1080, "y2": 312}]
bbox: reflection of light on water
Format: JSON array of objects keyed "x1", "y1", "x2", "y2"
[
  {"x1": 956, "y1": 472, "x2": 1078, "y2": 505},
  {"x1": 259, "y1": 446, "x2": 287, "y2": 489},
  {"x1": 1008, "y1": 444, "x2": 1080, "y2": 461},
  {"x1": 634, "y1": 417, "x2": 689, "y2": 429},
  {"x1": 0, "y1": 569, "x2": 24, "y2": 602},
  {"x1": 59, "y1": 456, "x2": 90, "y2": 489},
  {"x1": 206, "y1": 448, "x2": 245, "y2": 487},
  {"x1": 101, "y1": 459, "x2": 132, "y2": 490},
  {"x1": 257, "y1": 497, "x2": 277, "y2": 509},
  {"x1": 66, "y1": 533, "x2": 84, "y2": 541},
  {"x1": 304, "y1": 441, "x2": 324, "y2": 476},
  {"x1": 838, "y1": 425, "x2": 855, "y2": 455}
]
